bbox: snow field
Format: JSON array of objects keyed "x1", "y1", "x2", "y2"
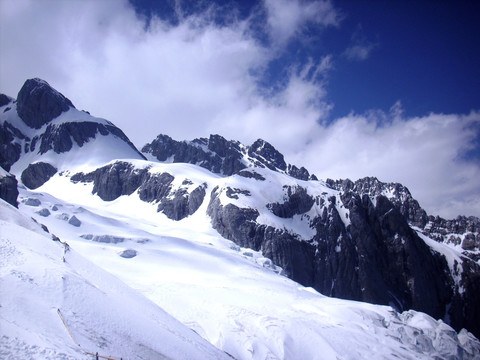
[
  {"x1": 11, "y1": 169, "x2": 480, "y2": 360},
  {"x1": 0, "y1": 200, "x2": 232, "y2": 360}
]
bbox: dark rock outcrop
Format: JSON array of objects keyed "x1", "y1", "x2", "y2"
[
  {"x1": 142, "y1": 134, "x2": 315, "y2": 181},
  {"x1": 72, "y1": 161, "x2": 206, "y2": 220},
  {"x1": 248, "y1": 139, "x2": 287, "y2": 172},
  {"x1": 33, "y1": 121, "x2": 144, "y2": 158},
  {"x1": 0, "y1": 172, "x2": 19, "y2": 207},
  {"x1": 138, "y1": 172, "x2": 175, "y2": 203},
  {"x1": 24, "y1": 198, "x2": 41, "y2": 207},
  {"x1": 0, "y1": 94, "x2": 12, "y2": 108},
  {"x1": 142, "y1": 134, "x2": 246, "y2": 176},
  {"x1": 0, "y1": 121, "x2": 26, "y2": 171},
  {"x1": 267, "y1": 186, "x2": 314, "y2": 218},
  {"x1": 36, "y1": 208, "x2": 51, "y2": 217},
  {"x1": 21, "y1": 162, "x2": 57, "y2": 189},
  {"x1": 120, "y1": 249, "x2": 137, "y2": 258},
  {"x1": 424, "y1": 215, "x2": 480, "y2": 252},
  {"x1": 156, "y1": 183, "x2": 206, "y2": 221},
  {"x1": 327, "y1": 177, "x2": 428, "y2": 228},
  {"x1": 72, "y1": 162, "x2": 150, "y2": 201},
  {"x1": 207, "y1": 187, "x2": 315, "y2": 284},
  {"x1": 237, "y1": 170, "x2": 266, "y2": 181},
  {"x1": 81, "y1": 234, "x2": 125, "y2": 243},
  {"x1": 16, "y1": 78, "x2": 74, "y2": 129},
  {"x1": 68, "y1": 215, "x2": 81, "y2": 227},
  {"x1": 207, "y1": 178, "x2": 480, "y2": 338},
  {"x1": 337, "y1": 193, "x2": 451, "y2": 317}
]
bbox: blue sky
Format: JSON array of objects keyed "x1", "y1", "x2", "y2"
[
  {"x1": 325, "y1": 1, "x2": 480, "y2": 120},
  {"x1": 0, "y1": 0, "x2": 479, "y2": 218},
  {"x1": 132, "y1": 0, "x2": 480, "y2": 119}
]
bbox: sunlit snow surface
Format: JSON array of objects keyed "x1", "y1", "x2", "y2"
[{"x1": 3, "y1": 160, "x2": 479, "y2": 360}]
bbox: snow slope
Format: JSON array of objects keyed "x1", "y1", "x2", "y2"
[
  {"x1": 6, "y1": 160, "x2": 479, "y2": 360},
  {"x1": 0, "y1": 200, "x2": 232, "y2": 360}
]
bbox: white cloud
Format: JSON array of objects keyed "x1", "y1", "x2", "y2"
[
  {"x1": 0, "y1": 0, "x2": 479, "y2": 218},
  {"x1": 263, "y1": 0, "x2": 339, "y2": 47},
  {"x1": 287, "y1": 110, "x2": 480, "y2": 218},
  {"x1": 343, "y1": 23, "x2": 376, "y2": 61},
  {"x1": 344, "y1": 43, "x2": 375, "y2": 61}
]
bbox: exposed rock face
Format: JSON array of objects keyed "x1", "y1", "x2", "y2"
[
  {"x1": 207, "y1": 176, "x2": 480, "y2": 338},
  {"x1": 327, "y1": 177, "x2": 428, "y2": 228},
  {"x1": 142, "y1": 134, "x2": 246, "y2": 175},
  {"x1": 16, "y1": 78, "x2": 74, "y2": 129},
  {"x1": 21, "y1": 162, "x2": 57, "y2": 189},
  {"x1": 72, "y1": 162, "x2": 150, "y2": 201},
  {"x1": 142, "y1": 134, "x2": 314, "y2": 181},
  {"x1": 338, "y1": 193, "x2": 451, "y2": 316},
  {"x1": 207, "y1": 187, "x2": 315, "y2": 284},
  {"x1": 248, "y1": 139, "x2": 287, "y2": 172},
  {"x1": 71, "y1": 161, "x2": 206, "y2": 220},
  {"x1": 33, "y1": 121, "x2": 143, "y2": 157},
  {"x1": 237, "y1": 169, "x2": 266, "y2": 181},
  {"x1": 157, "y1": 184, "x2": 206, "y2": 221},
  {"x1": 267, "y1": 186, "x2": 314, "y2": 218},
  {"x1": 0, "y1": 121, "x2": 25, "y2": 171},
  {"x1": 0, "y1": 172, "x2": 19, "y2": 207},
  {"x1": 425, "y1": 215, "x2": 480, "y2": 253},
  {"x1": 0, "y1": 94, "x2": 12, "y2": 108}
]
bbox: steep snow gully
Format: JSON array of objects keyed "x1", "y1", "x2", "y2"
[{"x1": 1, "y1": 78, "x2": 480, "y2": 359}]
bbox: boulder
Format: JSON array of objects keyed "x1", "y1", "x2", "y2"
[{"x1": 68, "y1": 215, "x2": 81, "y2": 227}]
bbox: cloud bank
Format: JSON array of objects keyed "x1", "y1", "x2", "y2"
[{"x1": 0, "y1": 0, "x2": 479, "y2": 218}]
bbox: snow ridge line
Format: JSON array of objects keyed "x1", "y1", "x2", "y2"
[{"x1": 57, "y1": 308, "x2": 122, "y2": 360}]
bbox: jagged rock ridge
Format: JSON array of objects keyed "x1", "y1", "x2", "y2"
[
  {"x1": 327, "y1": 177, "x2": 480, "y2": 257},
  {"x1": 143, "y1": 134, "x2": 316, "y2": 181}
]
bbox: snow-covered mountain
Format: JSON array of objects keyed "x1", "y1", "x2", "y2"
[
  {"x1": 1, "y1": 79, "x2": 480, "y2": 359},
  {"x1": 0, "y1": 78, "x2": 144, "y2": 180}
]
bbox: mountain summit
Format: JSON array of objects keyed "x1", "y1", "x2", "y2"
[
  {"x1": 16, "y1": 78, "x2": 75, "y2": 129},
  {"x1": 1, "y1": 78, "x2": 480, "y2": 359},
  {"x1": 0, "y1": 78, "x2": 145, "y2": 186},
  {"x1": 143, "y1": 133, "x2": 315, "y2": 180}
]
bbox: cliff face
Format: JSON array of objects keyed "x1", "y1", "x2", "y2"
[{"x1": 205, "y1": 177, "x2": 477, "y2": 335}]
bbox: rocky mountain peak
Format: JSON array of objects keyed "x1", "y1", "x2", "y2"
[
  {"x1": 143, "y1": 134, "x2": 314, "y2": 180},
  {"x1": 327, "y1": 176, "x2": 428, "y2": 228},
  {"x1": 0, "y1": 93, "x2": 12, "y2": 108},
  {"x1": 248, "y1": 138, "x2": 287, "y2": 172},
  {"x1": 16, "y1": 78, "x2": 75, "y2": 129}
]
